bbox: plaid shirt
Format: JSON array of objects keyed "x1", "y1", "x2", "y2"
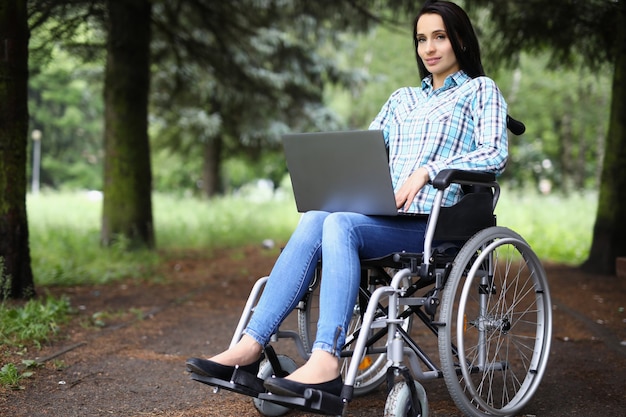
[{"x1": 369, "y1": 71, "x2": 508, "y2": 214}]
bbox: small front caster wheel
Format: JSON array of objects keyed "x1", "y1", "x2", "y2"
[
  {"x1": 384, "y1": 380, "x2": 429, "y2": 417},
  {"x1": 252, "y1": 355, "x2": 298, "y2": 416}
]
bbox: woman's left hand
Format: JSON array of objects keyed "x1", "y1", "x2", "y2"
[{"x1": 395, "y1": 167, "x2": 430, "y2": 212}]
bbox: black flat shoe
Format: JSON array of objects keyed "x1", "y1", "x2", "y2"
[
  {"x1": 263, "y1": 375, "x2": 343, "y2": 398},
  {"x1": 185, "y1": 356, "x2": 263, "y2": 381}
]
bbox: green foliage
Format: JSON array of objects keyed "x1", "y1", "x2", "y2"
[
  {"x1": 0, "y1": 359, "x2": 42, "y2": 390},
  {"x1": 325, "y1": 24, "x2": 418, "y2": 129},
  {"x1": 151, "y1": 146, "x2": 289, "y2": 195},
  {"x1": 26, "y1": 1, "x2": 611, "y2": 197},
  {"x1": 222, "y1": 153, "x2": 288, "y2": 191},
  {"x1": 151, "y1": 149, "x2": 202, "y2": 195},
  {"x1": 0, "y1": 296, "x2": 71, "y2": 348},
  {"x1": 42, "y1": 156, "x2": 102, "y2": 190},
  {"x1": 148, "y1": 0, "x2": 375, "y2": 197},
  {"x1": 28, "y1": 34, "x2": 104, "y2": 191},
  {"x1": 493, "y1": 53, "x2": 610, "y2": 193},
  {"x1": 0, "y1": 293, "x2": 70, "y2": 389},
  {"x1": 0, "y1": 363, "x2": 32, "y2": 390},
  {"x1": 466, "y1": 0, "x2": 620, "y2": 69}
]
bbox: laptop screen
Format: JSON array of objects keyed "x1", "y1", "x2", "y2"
[{"x1": 282, "y1": 130, "x2": 400, "y2": 216}]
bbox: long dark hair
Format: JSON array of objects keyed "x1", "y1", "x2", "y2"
[{"x1": 413, "y1": 0, "x2": 485, "y2": 80}]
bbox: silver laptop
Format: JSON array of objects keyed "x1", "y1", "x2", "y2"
[{"x1": 282, "y1": 130, "x2": 400, "y2": 215}]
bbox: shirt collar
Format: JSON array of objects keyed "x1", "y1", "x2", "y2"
[{"x1": 421, "y1": 70, "x2": 469, "y2": 94}]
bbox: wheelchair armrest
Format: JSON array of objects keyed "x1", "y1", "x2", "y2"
[{"x1": 431, "y1": 169, "x2": 496, "y2": 190}]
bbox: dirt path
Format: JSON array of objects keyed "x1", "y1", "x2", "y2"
[{"x1": 1, "y1": 246, "x2": 625, "y2": 417}]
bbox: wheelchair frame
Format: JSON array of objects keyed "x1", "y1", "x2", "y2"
[{"x1": 190, "y1": 169, "x2": 552, "y2": 417}]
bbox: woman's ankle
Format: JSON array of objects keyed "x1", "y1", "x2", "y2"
[
  {"x1": 209, "y1": 335, "x2": 263, "y2": 366},
  {"x1": 286, "y1": 350, "x2": 340, "y2": 383}
]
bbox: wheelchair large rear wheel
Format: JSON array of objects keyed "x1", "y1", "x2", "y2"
[
  {"x1": 298, "y1": 275, "x2": 412, "y2": 396},
  {"x1": 438, "y1": 226, "x2": 552, "y2": 417}
]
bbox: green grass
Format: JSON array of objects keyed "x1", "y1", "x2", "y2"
[
  {"x1": 0, "y1": 295, "x2": 71, "y2": 388},
  {"x1": 153, "y1": 188, "x2": 301, "y2": 251},
  {"x1": 0, "y1": 362, "x2": 33, "y2": 390},
  {"x1": 0, "y1": 296, "x2": 71, "y2": 348},
  {"x1": 24, "y1": 185, "x2": 595, "y2": 289},
  {"x1": 26, "y1": 191, "x2": 157, "y2": 286},
  {"x1": 495, "y1": 189, "x2": 596, "y2": 265},
  {"x1": 26, "y1": 186, "x2": 596, "y2": 287},
  {"x1": 27, "y1": 187, "x2": 301, "y2": 286}
]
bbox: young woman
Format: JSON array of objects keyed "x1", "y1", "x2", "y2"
[{"x1": 186, "y1": 0, "x2": 508, "y2": 398}]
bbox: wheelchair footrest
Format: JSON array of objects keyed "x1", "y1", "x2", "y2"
[
  {"x1": 257, "y1": 388, "x2": 345, "y2": 416},
  {"x1": 190, "y1": 367, "x2": 266, "y2": 398}
]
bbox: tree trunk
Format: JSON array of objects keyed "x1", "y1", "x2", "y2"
[
  {"x1": 101, "y1": 0, "x2": 154, "y2": 249},
  {"x1": 201, "y1": 136, "x2": 223, "y2": 197},
  {"x1": 0, "y1": 0, "x2": 35, "y2": 299},
  {"x1": 581, "y1": 7, "x2": 626, "y2": 275}
]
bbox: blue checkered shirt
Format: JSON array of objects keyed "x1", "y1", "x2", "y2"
[{"x1": 369, "y1": 71, "x2": 508, "y2": 214}]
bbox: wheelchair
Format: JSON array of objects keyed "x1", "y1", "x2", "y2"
[{"x1": 190, "y1": 129, "x2": 552, "y2": 417}]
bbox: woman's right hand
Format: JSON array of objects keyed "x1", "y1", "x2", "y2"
[{"x1": 395, "y1": 167, "x2": 430, "y2": 212}]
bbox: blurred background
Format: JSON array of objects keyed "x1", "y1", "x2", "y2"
[{"x1": 18, "y1": 0, "x2": 618, "y2": 287}]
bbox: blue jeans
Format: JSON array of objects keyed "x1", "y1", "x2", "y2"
[{"x1": 244, "y1": 210, "x2": 427, "y2": 357}]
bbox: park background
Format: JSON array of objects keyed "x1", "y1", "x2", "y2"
[
  {"x1": 24, "y1": 2, "x2": 607, "y2": 284},
  {"x1": 0, "y1": 0, "x2": 618, "y2": 391}
]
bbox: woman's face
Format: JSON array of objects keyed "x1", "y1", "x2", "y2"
[{"x1": 416, "y1": 13, "x2": 460, "y2": 88}]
